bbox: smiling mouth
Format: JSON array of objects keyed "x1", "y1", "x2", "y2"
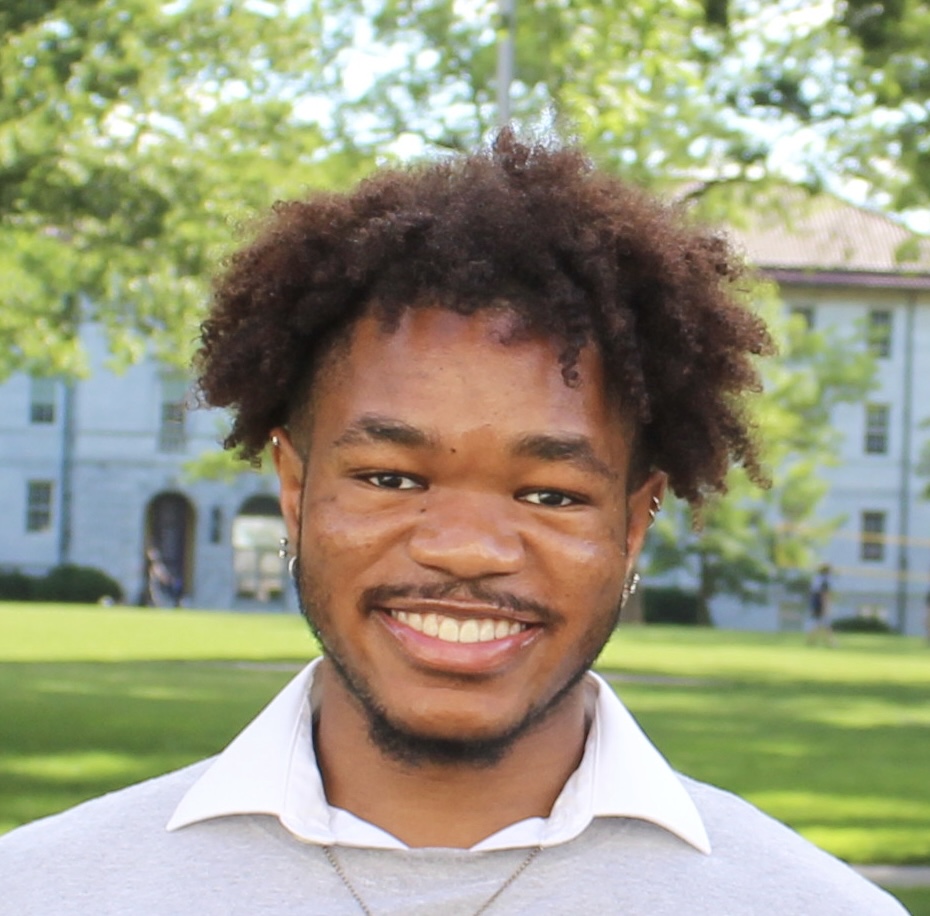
[{"x1": 389, "y1": 610, "x2": 529, "y2": 643}]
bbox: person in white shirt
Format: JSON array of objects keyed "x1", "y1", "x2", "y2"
[{"x1": 0, "y1": 131, "x2": 906, "y2": 914}]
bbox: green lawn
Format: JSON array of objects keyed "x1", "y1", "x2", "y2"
[{"x1": 1, "y1": 603, "x2": 927, "y2": 912}]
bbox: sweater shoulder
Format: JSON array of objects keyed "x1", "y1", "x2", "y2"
[
  {"x1": 0, "y1": 759, "x2": 210, "y2": 860},
  {"x1": 675, "y1": 774, "x2": 908, "y2": 915}
]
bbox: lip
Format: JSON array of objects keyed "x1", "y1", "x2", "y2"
[
  {"x1": 374, "y1": 596, "x2": 543, "y2": 626},
  {"x1": 375, "y1": 605, "x2": 544, "y2": 676}
]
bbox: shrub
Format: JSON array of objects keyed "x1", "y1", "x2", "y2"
[
  {"x1": 832, "y1": 616, "x2": 893, "y2": 634},
  {"x1": 32, "y1": 565, "x2": 124, "y2": 604},
  {"x1": 643, "y1": 587, "x2": 702, "y2": 625},
  {"x1": 0, "y1": 570, "x2": 36, "y2": 600}
]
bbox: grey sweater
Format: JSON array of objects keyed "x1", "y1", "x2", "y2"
[{"x1": 0, "y1": 761, "x2": 907, "y2": 915}]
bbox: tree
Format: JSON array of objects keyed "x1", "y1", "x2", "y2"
[
  {"x1": 6, "y1": 1, "x2": 928, "y2": 379},
  {"x1": 335, "y1": 0, "x2": 930, "y2": 217},
  {"x1": 0, "y1": 0, "x2": 373, "y2": 379},
  {"x1": 646, "y1": 290, "x2": 877, "y2": 624}
]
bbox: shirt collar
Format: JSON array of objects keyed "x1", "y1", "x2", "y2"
[{"x1": 167, "y1": 659, "x2": 710, "y2": 855}]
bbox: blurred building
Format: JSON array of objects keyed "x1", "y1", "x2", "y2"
[
  {"x1": 713, "y1": 194, "x2": 930, "y2": 635},
  {"x1": 0, "y1": 324, "x2": 295, "y2": 612},
  {"x1": 0, "y1": 195, "x2": 927, "y2": 627}
]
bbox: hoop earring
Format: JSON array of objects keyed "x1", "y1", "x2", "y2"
[{"x1": 288, "y1": 556, "x2": 299, "y2": 580}]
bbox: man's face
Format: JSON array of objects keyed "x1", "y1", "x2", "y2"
[{"x1": 276, "y1": 308, "x2": 660, "y2": 762}]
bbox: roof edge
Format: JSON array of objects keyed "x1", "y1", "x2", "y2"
[{"x1": 760, "y1": 268, "x2": 930, "y2": 291}]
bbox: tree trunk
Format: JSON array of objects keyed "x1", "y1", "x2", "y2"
[{"x1": 696, "y1": 553, "x2": 714, "y2": 626}]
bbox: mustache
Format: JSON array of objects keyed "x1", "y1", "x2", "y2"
[{"x1": 361, "y1": 581, "x2": 560, "y2": 624}]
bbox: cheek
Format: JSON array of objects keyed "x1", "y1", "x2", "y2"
[
  {"x1": 301, "y1": 490, "x2": 407, "y2": 571},
  {"x1": 532, "y1": 525, "x2": 627, "y2": 607}
]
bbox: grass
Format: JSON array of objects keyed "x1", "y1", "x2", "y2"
[
  {"x1": 893, "y1": 887, "x2": 930, "y2": 914},
  {"x1": 1, "y1": 603, "x2": 927, "y2": 912},
  {"x1": 597, "y1": 628, "x2": 930, "y2": 866}
]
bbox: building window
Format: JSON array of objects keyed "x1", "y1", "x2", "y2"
[
  {"x1": 867, "y1": 309, "x2": 892, "y2": 358},
  {"x1": 864, "y1": 404, "x2": 889, "y2": 455},
  {"x1": 158, "y1": 376, "x2": 188, "y2": 452},
  {"x1": 26, "y1": 481, "x2": 53, "y2": 532},
  {"x1": 790, "y1": 305, "x2": 815, "y2": 330},
  {"x1": 209, "y1": 506, "x2": 223, "y2": 544},
  {"x1": 860, "y1": 511, "x2": 886, "y2": 562},
  {"x1": 29, "y1": 377, "x2": 56, "y2": 424}
]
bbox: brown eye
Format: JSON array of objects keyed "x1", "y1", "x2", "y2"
[
  {"x1": 363, "y1": 473, "x2": 422, "y2": 490},
  {"x1": 520, "y1": 490, "x2": 580, "y2": 508}
]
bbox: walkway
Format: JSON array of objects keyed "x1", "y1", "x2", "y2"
[{"x1": 856, "y1": 865, "x2": 930, "y2": 888}]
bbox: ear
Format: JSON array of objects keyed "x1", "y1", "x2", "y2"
[
  {"x1": 271, "y1": 427, "x2": 304, "y2": 543},
  {"x1": 624, "y1": 470, "x2": 667, "y2": 574}
]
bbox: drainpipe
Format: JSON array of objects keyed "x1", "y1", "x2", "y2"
[
  {"x1": 57, "y1": 380, "x2": 75, "y2": 567},
  {"x1": 895, "y1": 295, "x2": 916, "y2": 632}
]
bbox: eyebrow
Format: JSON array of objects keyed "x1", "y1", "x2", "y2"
[
  {"x1": 333, "y1": 416, "x2": 616, "y2": 480},
  {"x1": 332, "y1": 414, "x2": 438, "y2": 450},
  {"x1": 512, "y1": 433, "x2": 617, "y2": 480}
]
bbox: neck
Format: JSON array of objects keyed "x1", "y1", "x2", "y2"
[{"x1": 313, "y1": 662, "x2": 594, "y2": 848}]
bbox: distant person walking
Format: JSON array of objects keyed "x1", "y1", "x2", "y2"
[
  {"x1": 807, "y1": 564, "x2": 836, "y2": 646},
  {"x1": 138, "y1": 547, "x2": 173, "y2": 607}
]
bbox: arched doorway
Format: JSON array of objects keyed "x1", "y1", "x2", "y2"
[
  {"x1": 232, "y1": 495, "x2": 287, "y2": 605},
  {"x1": 142, "y1": 492, "x2": 195, "y2": 606}
]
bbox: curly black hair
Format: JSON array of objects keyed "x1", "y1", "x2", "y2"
[{"x1": 195, "y1": 131, "x2": 774, "y2": 507}]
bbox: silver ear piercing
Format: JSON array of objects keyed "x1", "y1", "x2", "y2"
[
  {"x1": 271, "y1": 434, "x2": 281, "y2": 448},
  {"x1": 621, "y1": 571, "x2": 641, "y2": 608},
  {"x1": 279, "y1": 537, "x2": 299, "y2": 580},
  {"x1": 648, "y1": 496, "x2": 662, "y2": 527}
]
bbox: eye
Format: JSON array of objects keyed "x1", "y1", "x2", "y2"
[
  {"x1": 360, "y1": 472, "x2": 423, "y2": 491},
  {"x1": 519, "y1": 489, "x2": 583, "y2": 508}
]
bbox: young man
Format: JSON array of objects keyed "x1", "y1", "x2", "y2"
[{"x1": 0, "y1": 134, "x2": 905, "y2": 914}]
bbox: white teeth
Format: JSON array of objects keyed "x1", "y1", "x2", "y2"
[
  {"x1": 390, "y1": 611, "x2": 527, "y2": 643},
  {"x1": 458, "y1": 619, "x2": 480, "y2": 643},
  {"x1": 437, "y1": 617, "x2": 459, "y2": 642}
]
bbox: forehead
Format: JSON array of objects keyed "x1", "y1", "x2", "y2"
[{"x1": 305, "y1": 308, "x2": 631, "y2": 458}]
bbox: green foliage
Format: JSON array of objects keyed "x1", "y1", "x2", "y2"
[
  {"x1": 0, "y1": 571, "x2": 35, "y2": 601},
  {"x1": 641, "y1": 587, "x2": 701, "y2": 626},
  {"x1": 832, "y1": 616, "x2": 894, "y2": 634},
  {"x1": 0, "y1": 0, "x2": 374, "y2": 380},
  {"x1": 33, "y1": 565, "x2": 124, "y2": 604},
  {"x1": 1, "y1": 566, "x2": 124, "y2": 603},
  {"x1": 647, "y1": 289, "x2": 878, "y2": 622},
  {"x1": 5, "y1": 0, "x2": 927, "y2": 383},
  {"x1": 339, "y1": 0, "x2": 930, "y2": 218}
]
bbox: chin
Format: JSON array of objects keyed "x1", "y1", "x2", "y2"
[{"x1": 367, "y1": 706, "x2": 528, "y2": 769}]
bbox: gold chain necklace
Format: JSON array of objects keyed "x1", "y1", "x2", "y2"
[{"x1": 322, "y1": 844, "x2": 543, "y2": 916}]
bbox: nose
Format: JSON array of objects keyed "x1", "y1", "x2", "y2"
[{"x1": 407, "y1": 491, "x2": 525, "y2": 579}]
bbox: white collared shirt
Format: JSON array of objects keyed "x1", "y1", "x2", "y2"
[{"x1": 167, "y1": 659, "x2": 710, "y2": 855}]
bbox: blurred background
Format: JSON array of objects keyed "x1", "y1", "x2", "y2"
[{"x1": 1, "y1": 0, "x2": 928, "y2": 909}]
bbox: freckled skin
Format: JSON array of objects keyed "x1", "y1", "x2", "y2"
[{"x1": 273, "y1": 308, "x2": 664, "y2": 845}]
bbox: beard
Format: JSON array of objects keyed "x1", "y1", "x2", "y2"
[{"x1": 296, "y1": 566, "x2": 622, "y2": 769}]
